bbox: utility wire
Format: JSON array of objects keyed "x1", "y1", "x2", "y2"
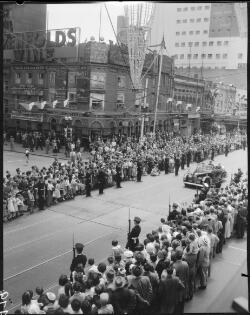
[{"x1": 104, "y1": 3, "x2": 136, "y2": 91}]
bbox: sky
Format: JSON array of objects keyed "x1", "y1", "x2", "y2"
[{"x1": 47, "y1": 2, "x2": 126, "y2": 43}]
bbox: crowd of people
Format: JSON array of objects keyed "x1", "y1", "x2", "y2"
[
  {"x1": 4, "y1": 130, "x2": 84, "y2": 158},
  {"x1": 3, "y1": 130, "x2": 246, "y2": 221},
  {"x1": 16, "y1": 170, "x2": 247, "y2": 314}
]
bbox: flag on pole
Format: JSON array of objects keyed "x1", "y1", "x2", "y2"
[
  {"x1": 176, "y1": 101, "x2": 182, "y2": 106},
  {"x1": 52, "y1": 100, "x2": 58, "y2": 108},
  {"x1": 186, "y1": 104, "x2": 192, "y2": 110},
  {"x1": 161, "y1": 35, "x2": 166, "y2": 50},
  {"x1": 167, "y1": 98, "x2": 173, "y2": 103},
  {"x1": 64, "y1": 99, "x2": 69, "y2": 107},
  {"x1": 35, "y1": 101, "x2": 47, "y2": 110},
  {"x1": 196, "y1": 106, "x2": 200, "y2": 112},
  {"x1": 41, "y1": 101, "x2": 47, "y2": 109},
  {"x1": 20, "y1": 102, "x2": 34, "y2": 111}
]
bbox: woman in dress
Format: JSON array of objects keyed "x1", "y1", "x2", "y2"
[
  {"x1": 53, "y1": 180, "x2": 61, "y2": 204},
  {"x1": 8, "y1": 194, "x2": 16, "y2": 220}
]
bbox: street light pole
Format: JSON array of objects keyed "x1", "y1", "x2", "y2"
[
  {"x1": 153, "y1": 44, "x2": 163, "y2": 135},
  {"x1": 140, "y1": 77, "x2": 148, "y2": 140}
]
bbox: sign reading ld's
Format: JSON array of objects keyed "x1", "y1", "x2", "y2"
[{"x1": 4, "y1": 28, "x2": 80, "y2": 63}]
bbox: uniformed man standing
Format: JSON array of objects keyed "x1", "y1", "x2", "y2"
[
  {"x1": 37, "y1": 177, "x2": 46, "y2": 210},
  {"x1": 126, "y1": 216, "x2": 141, "y2": 252},
  {"x1": 211, "y1": 146, "x2": 215, "y2": 161},
  {"x1": 181, "y1": 152, "x2": 186, "y2": 170},
  {"x1": 225, "y1": 143, "x2": 229, "y2": 157},
  {"x1": 174, "y1": 154, "x2": 181, "y2": 176},
  {"x1": 137, "y1": 161, "x2": 143, "y2": 182},
  {"x1": 164, "y1": 155, "x2": 169, "y2": 174},
  {"x1": 70, "y1": 243, "x2": 87, "y2": 275},
  {"x1": 186, "y1": 149, "x2": 192, "y2": 168},
  {"x1": 115, "y1": 164, "x2": 122, "y2": 188},
  {"x1": 85, "y1": 170, "x2": 92, "y2": 197},
  {"x1": 97, "y1": 167, "x2": 106, "y2": 195}
]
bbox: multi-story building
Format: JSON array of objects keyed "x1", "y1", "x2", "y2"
[
  {"x1": 3, "y1": 3, "x2": 47, "y2": 33},
  {"x1": 213, "y1": 82, "x2": 236, "y2": 115},
  {"x1": 3, "y1": 3, "x2": 47, "y2": 130},
  {"x1": 149, "y1": 2, "x2": 247, "y2": 70},
  {"x1": 117, "y1": 15, "x2": 128, "y2": 45},
  {"x1": 172, "y1": 74, "x2": 213, "y2": 136},
  {"x1": 4, "y1": 39, "x2": 177, "y2": 139}
]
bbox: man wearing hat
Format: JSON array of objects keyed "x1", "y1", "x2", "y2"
[
  {"x1": 43, "y1": 292, "x2": 58, "y2": 313},
  {"x1": 168, "y1": 203, "x2": 179, "y2": 221},
  {"x1": 110, "y1": 276, "x2": 136, "y2": 314},
  {"x1": 126, "y1": 217, "x2": 141, "y2": 252},
  {"x1": 70, "y1": 243, "x2": 87, "y2": 276}
]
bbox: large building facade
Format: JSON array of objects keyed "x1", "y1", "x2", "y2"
[
  {"x1": 4, "y1": 40, "x2": 178, "y2": 139},
  {"x1": 149, "y1": 2, "x2": 247, "y2": 70}
]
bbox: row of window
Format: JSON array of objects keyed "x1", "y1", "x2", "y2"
[
  {"x1": 15, "y1": 73, "x2": 44, "y2": 84},
  {"x1": 177, "y1": 17, "x2": 209, "y2": 24},
  {"x1": 176, "y1": 30, "x2": 208, "y2": 35},
  {"x1": 177, "y1": 5, "x2": 210, "y2": 12},
  {"x1": 175, "y1": 40, "x2": 229, "y2": 47},
  {"x1": 174, "y1": 53, "x2": 228, "y2": 60}
]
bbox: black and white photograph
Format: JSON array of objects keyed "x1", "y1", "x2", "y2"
[{"x1": 2, "y1": 2, "x2": 248, "y2": 313}]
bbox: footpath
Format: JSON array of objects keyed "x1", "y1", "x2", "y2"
[{"x1": 3, "y1": 141, "x2": 90, "y2": 161}]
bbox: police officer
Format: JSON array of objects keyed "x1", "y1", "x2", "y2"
[
  {"x1": 36, "y1": 177, "x2": 46, "y2": 210},
  {"x1": 97, "y1": 166, "x2": 106, "y2": 195},
  {"x1": 85, "y1": 170, "x2": 92, "y2": 197},
  {"x1": 168, "y1": 203, "x2": 179, "y2": 221},
  {"x1": 174, "y1": 154, "x2": 181, "y2": 176},
  {"x1": 164, "y1": 155, "x2": 169, "y2": 174},
  {"x1": 70, "y1": 243, "x2": 87, "y2": 275},
  {"x1": 211, "y1": 146, "x2": 215, "y2": 161},
  {"x1": 181, "y1": 152, "x2": 186, "y2": 170},
  {"x1": 137, "y1": 160, "x2": 143, "y2": 182},
  {"x1": 186, "y1": 149, "x2": 192, "y2": 168},
  {"x1": 115, "y1": 164, "x2": 122, "y2": 188},
  {"x1": 126, "y1": 216, "x2": 141, "y2": 252},
  {"x1": 225, "y1": 143, "x2": 229, "y2": 157}
]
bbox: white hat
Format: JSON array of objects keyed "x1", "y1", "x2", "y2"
[
  {"x1": 124, "y1": 250, "x2": 133, "y2": 259},
  {"x1": 46, "y1": 292, "x2": 56, "y2": 302}
]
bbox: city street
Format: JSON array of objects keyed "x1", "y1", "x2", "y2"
[{"x1": 3, "y1": 148, "x2": 248, "y2": 313}]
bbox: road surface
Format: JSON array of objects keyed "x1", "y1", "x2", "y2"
[{"x1": 3, "y1": 148, "x2": 248, "y2": 313}]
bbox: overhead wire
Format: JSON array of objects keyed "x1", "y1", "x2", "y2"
[{"x1": 104, "y1": 3, "x2": 136, "y2": 91}]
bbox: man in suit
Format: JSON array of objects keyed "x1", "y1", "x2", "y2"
[
  {"x1": 126, "y1": 217, "x2": 141, "y2": 252},
  {"x1": 70, "y1": 243, "x2": 87, "y2": 275},
  {"x1": 158, "y1": 266, "x2": 185, "y2": 314},
  {"x1": 173, "y1": 249, "x2": 189, "y2": 310}
]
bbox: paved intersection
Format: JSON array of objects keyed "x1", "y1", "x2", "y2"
[{"x1": 3, "y1": 148, "x2": 248, "y2": 313}]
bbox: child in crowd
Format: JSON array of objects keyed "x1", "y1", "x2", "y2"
[{"x1": 111, "y1": 240, "x2": 123, "y2": 258}]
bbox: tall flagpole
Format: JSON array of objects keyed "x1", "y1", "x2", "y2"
[
  {"x1": 99, "y1": 4, "x2": 102, "y2": 42},
  {"x1": 140, "y1": 77, "x2": 148, "y2": 140},
  {"x1": 153, "y1": 37, "x2": 164, "y2": 135}
]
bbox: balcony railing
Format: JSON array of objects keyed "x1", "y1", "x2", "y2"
[{"x1": 11, "y1": 110, "x2": 43, "y2": 122}]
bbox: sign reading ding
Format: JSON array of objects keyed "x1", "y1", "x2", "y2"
[{"x1": 4, "y1": 28, "x2": 79, "y2": 63}]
